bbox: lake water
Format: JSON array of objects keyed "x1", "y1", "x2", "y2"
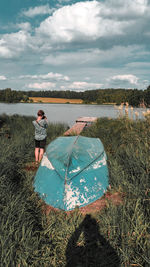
[{"x1": 0, "y1": 103, "x2": 146, "y2": 126}]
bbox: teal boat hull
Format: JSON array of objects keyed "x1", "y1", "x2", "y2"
[{"x1": 34, "y1": 136, "x2": 109, "y2": 211}]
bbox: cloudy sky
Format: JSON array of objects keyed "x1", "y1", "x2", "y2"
[{"x1": 0, "y1": 0, "x2": 150, "y2": 91}]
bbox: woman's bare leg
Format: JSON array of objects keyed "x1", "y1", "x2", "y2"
[
  {"x1": 39, "y1": 148, "x2": 44, "y2": 162},
  {"x1": 35, "y1": 148, "x2": 39, "y2": 162}
]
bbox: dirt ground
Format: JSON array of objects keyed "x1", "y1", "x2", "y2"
[{"x1": 42, "y1": 192, "x2": 125, "y2": 216}]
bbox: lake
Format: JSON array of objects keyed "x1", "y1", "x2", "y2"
[{"x1": 0, "y1": 103, "x2": 146, "y2": 126}]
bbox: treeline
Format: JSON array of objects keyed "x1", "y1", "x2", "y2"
[
  {"x1": 96, "y1": 88, "x2": 146, "y2": 106},
  {"x1": 26, "y1": 89, "x2": 84, "y2": 99},
  {"x1": 0, "y1": 88, "x2": 29, "y2": 103},
  {"x1": 0, "y1": 86, "x2": 150, "y2": 106},
  {"x1": 21, "y1": 86, "x2": 150, "y2": 106}
]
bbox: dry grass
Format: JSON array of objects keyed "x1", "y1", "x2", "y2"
[{"x1": 29, "y1": 97, "x2": 83, "y2": 104}]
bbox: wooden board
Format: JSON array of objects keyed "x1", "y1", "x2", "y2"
[
  {"x1": 64, "y1": 117, "x2": 97, "y2": 136},
  {"x1": 64, "y1": 122, "x2": 86, "y2": 135},
  {"x1": 76, "y1": 117, "x2": 97, "y2": 123}
]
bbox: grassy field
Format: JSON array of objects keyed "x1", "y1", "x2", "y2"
[
  {"x1": 0, "y1": 113, "x2": 150, "y2": 266},
  {"x1": 29, "y1": 97, "x2": 83, "y2": 104}
]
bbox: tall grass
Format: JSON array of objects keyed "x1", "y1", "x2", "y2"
[
  {"x1": 82, "y1": 115, "x2": 150, "y2": 266},
  {"x1": 0, "y1": 114, "x2": 150, "y2": 266}
]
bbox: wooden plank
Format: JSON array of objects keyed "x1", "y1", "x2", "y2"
[
  {"x1": 64, "y1": 117, "x2": 98, "y2": 136},
  {"x1": 76, "y1": 117, "x2": 97, "y2": 123},
  {"x1": 64, "y1": 122, "x2": 86, "y2": 136}
]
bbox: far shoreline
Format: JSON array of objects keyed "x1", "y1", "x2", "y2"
[{"x1": 24, "y1": 97, "x2": 116, "y2": 105}]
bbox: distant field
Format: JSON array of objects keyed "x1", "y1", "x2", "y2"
[{"x1": 29, "y1": 97, "x2": 83, "y2": 104}]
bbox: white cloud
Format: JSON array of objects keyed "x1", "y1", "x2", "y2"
[
  {"x1": 65, "y1": 81, "x2": 103, "y2": 90},
  {"x1": 32, "y1": 0, "x2": 150, "y2": 53},
  {"x1": 36, "y1": 1, "x2": 130, "y2": 43},
  {"x1": 44, "y1": 45, "x2": 148, "y2": 69},
  {"x1": 43, "y1": 49, "x2": 99, "y2": 65},
  {"x1": 0, "y1": 45, "x2": 12, "y2": 58},
  {"x1": 0, "y1": 31, "x2": 30, "y2": 58},
  {"x1": 16, "y1": 22, "x2": 31, "y2": 31},
  {"x1": 27, "y1": 82, "x2": 56, "y2": 89},
  {"x1": 20, "y1": 72, "x2": 70, "y2": 81},
  {"x1": 125, "y1": 62, "x2": 150, "y2": 69},
  {"x1": 43, "y1": 47, "x2": 121, "y2": 66},
  {"x1": 5, "y1": 31, "x2": 29, "y2": 46},
  {"x1": 1, "y1": 0, "x2": 150, "y2": 91},
  {"x1": 40, "y1": 72, "x2": 69, "y2": 81},
  {"x1": 22, "y1": 5, "x2": 54, "y2": 17},
  {"x1": 101, "y1": 0, "x2": 148, "y2": 18},
  {"x1": 58, "y1": 0, "x2": 71, "y2": 3},
  {"x1": 110, "y1": 74, "x2": 139, "y2": 85},
  {"x1": 0, "y1": 75, "x2": 7, "y2": 80},
  {"x1": 1, "y1": 0, "x2": 149, "y2": 60}
]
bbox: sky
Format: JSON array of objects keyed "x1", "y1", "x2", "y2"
[{"x1": 0, "y1": 0, "x2": 150, "y2": 92}]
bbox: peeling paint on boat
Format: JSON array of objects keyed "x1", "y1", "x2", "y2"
[
  {"x1": 80, "y1": 178, "x2": 86, "y2": 183},
  {"x1": 93, "y1": 156, "x2": 106, "y2": 169},
  {"x1": 69, "y1": 166, "x2": 81, "y2": 174},
  {"x1": 64, "y1": 182, "x2": 93, "y2": 210},
  {"x1": 80, "y1": 193, "x2": 89, "y2": 204},
  {"x1": 84, "y1": 186, "x2": 89, "y2": 192},
  {"x1": 97, "y1": 182, "x2": 102, "y2": 190},
  {"x1": 64, "y1": 183, "x2": 80, "y2": 210},
  {"x1": 41, "y1": 154, "x2": 54, "y2": 170}
]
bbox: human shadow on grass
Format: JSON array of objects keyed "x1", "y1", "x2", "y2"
[{"x1": 66, "y1": 214, "x2": 120, "y2": 267}]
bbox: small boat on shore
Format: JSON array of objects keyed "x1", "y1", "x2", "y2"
[{"x1": 34, "y1": 135, "x2": 109, "y2": 211}]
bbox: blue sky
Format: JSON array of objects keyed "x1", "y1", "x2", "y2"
[{"x1": 0, "y1": 0, "x2": 150, "y2": 91}]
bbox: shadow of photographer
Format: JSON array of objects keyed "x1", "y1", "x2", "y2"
[{"x1": 66, "y1": 214, "x2": 120, "y2": 267}]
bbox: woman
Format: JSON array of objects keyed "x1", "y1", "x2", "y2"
[{"x1": 32, "y1": 110, "x2": 48, "y2": 163}]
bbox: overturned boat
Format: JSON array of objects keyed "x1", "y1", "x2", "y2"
[{"x1": 34, "y1": 135, "x2": 109, "y2": 211}]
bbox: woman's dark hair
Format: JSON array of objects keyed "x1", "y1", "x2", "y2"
[{"x1": 37, "y1": 110, "x2": 45, "y2": 117}]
